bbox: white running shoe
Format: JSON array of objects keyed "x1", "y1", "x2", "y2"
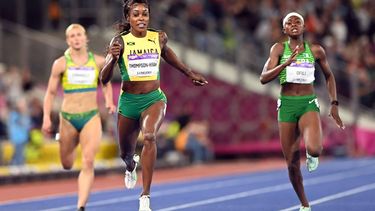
[
  {"x1": 299, "y1": 206, "x2": 311, "y2": 211},
  {"x1": 124, "y1": 154, "x2": 140, "y2": 189},
  {"x1": 139, "y1": 195, "x2": 151, "y2": 211},
  {"x1": 306, "y1": 152, "x2": 319, "y2": 172}
]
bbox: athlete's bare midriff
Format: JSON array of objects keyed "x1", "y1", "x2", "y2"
[
  {"x1": 121, "y1": 80, "x2": 160, "y2": 94},
  {"x1": 281, "y1": 83, "x2": 315, "y2": 96},
  {"x1": 61, "y1": 91, "x2": 98, "y2": 113}
]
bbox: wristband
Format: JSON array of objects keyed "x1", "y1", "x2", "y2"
[{"x1": 331, "y1": 100, "x2": 339, "y2": 106}]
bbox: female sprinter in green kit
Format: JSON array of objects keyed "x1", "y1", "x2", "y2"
[
  {"x1": 100, "y1": 0, "x2": 208, "y2": 210},
  {"x1": 42, "y1": 24, "x2": 116, "y2": 211},
  {"x1": 260, "y1": 12, "x2": 345, "y2": 211}
]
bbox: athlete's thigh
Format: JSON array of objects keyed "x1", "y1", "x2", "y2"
[
  {"x1": 79, "y1": 115, "x2": 102, "y2": 157},
  {"x1": 298, "y1": 111, "x2": 322, "y2": 146},
  {"x1": 59, "y1": 115, "x2": 79, "y2": 156},
  {"x1": 140, "y1": 101, "x2": 166, "y2": 135},
  {"x1": 117, "y1": 114, "x2": 140, "y2": 143},
  {"x1": 278, "y1": 122, "x2": 299, "y2": 158}
]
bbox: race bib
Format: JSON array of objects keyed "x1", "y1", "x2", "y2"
[
  {"x1": 286, "y1": 63, "x2": 315, "y2": 84},
  {"x1": 127, "y1": 53, "x2": 159, "y2": 78},
  {"x1": 67, "y1": 67, "x2": 96, "y2": 85}
]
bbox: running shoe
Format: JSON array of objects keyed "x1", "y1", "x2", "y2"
[
  {"x1": 124, "y1": 154, "x2": 140, "y2": 189},
  {"x1": 299, "y1": 206, "x2": 311, "y2": 211},
  {"x1": 139, "y1": 195, "x2": 152, "y2": 211},
  {"x1": 306, "y1": 152, "x2": 319, "y2": 172}
]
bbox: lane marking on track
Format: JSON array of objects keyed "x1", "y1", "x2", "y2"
[
  {"x1": 38, "y1": 172, "x2": 286, "y2": 211},
  {"x1": 2, "y1": 160, "x2": 375, "y2": 211},
  {"x1": 1, "y1": 158, "x2": 370, "y2": 206},
  {"x1": 279, "y1": 182, "x2": 375, "y2": 211},
  {"x1": 155, "y1": 166, "x2": 375, "y2": 211}
]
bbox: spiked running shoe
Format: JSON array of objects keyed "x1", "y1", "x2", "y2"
[
  {"x1": 306, "y1": 152, "x2": 319, "y2": 172},
  {"x1": 124, "y1": 154, "x2": 140, "y2": 189},
  {"x1": 139, "y1": 195, "x2": 151, "y2": 211}
]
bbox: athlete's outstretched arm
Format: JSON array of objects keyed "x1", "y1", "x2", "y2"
[
  {"x1": 312, "y1": 44, "x2": 344, "y2": 129},
  {"x1": 260, "y1": 43, "x2": 299, "y2": 84},
  {"x1": 159, "y1": 31, "x2": 208, "y2": 86},
  {"x1": 42, "y1": 57, "x2": 64, "y2": 134},
  {"x1": 100, "y1": 36, "x2": 123, "y2": 85}
]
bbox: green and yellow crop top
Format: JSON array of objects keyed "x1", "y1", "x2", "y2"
[
  {"x1": 118, "y1": 29, "x2": 161, "y2": 81},
  {"x1": 278, "y1": 42, "x2": 315, "y2": 85},
  {"x1": 61, "y1": 50, "x2": 99, "y2": 93}
]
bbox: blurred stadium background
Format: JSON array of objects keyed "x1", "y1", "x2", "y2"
[{"x1": 0, "y1": 0, "x2": 374, "y2": 183}]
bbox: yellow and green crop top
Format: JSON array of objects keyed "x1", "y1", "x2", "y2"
[
  {"x1": 118, "y1": 29, "x2": 161, "y2": 81},
  {"x1": 61, "y1": 50, "x2": 99, "y2": 93},
  {"x1": 278, "y1": 42, "x2": 316, "y2": 85}
]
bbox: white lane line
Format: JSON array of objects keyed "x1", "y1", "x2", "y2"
[
  {"x1": 279, "y1": 182, "x2": 375, "y2": 211},
  {"x1": 0, "y1": 171, "x2": 283, "y2": 207},
  {"x1": 155, "y1": 167, "x2": 375, "y2": 211},
  {"x1": 40, "y1": 195, "x2": 139, "y2": 211},
  {"x1": 1, "y1": 159, "x2": 370, "y2": 206},
  {"x1": 11, "y1": 161, "x2": 375, "y2": 211},
  {"x1": 39, "y1": 173, "x2": 284, "y2": 211},
  {"x1": 156, "y1": 183, "x2": 292, "y2": 211}
]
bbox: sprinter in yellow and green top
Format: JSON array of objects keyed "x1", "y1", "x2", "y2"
[
  {"x1": 118, "y1": 29, "x2": 161, "y2": 82},
  {"x1": 42, "y1": 24, "x2": 116, "y2": 211},
  {"x1": 260, "y1": 12, "x2": 344, "y2": 211},
  {"x1": 100, "y1": 1, "x2": 208, "y2": 210},
  {"x1": 61, "y1": 50, "x2": 100, "y2": 93}
]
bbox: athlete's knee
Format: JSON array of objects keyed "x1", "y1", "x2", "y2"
[
  {"x1": 81, "y1": 155, "x2": 95, "y2": 170},
  {"x1": 287, "y1": 160, "x2": 299, "y2": 170},
  {"x1": 143, "y1": 132, "x2": 157, "y2": 149},
  {"x1": 284, "y1": 150, "x2": 300, "y2": 166},
  {"x1": 143, "y1": 132, "x2": 156, "y2": 142},
  {"x1": 286, "y1": 162, "x2": 301, "y2": 178}
]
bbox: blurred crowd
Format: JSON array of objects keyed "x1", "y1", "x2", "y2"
[
  {"x1": 0, "y1": 65, "x2": 45, "y2": 166},
  {"x1": 156, "y1": 111, "x2": 214, "y2": 165},
  {"x1": 2, "y1": 0, "x2": 374, "y2": 107},
  {"x1": 154, "y1": 0, "x2": 375, "y2": 109}
]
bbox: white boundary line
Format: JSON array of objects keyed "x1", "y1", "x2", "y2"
[
  {"x1": 279, "y1": 182, "x2": 375, "y2": 211},
  {"x1": 4, "y1": 158, "x2": 367, "y2": 206},
  {"x1": 39, "y1": 173, "x2": 285, "y2": 211},
  {"x1": 2, "y1": 160, "x2": 374, "y2": 211},
  {"x1": 155, "y1": 166, "x2": 375, "y2": 211}
]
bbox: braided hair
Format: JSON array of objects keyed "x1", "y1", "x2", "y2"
[{"x1": 117, "y1": 0, "x2": 150, "y2": 34}]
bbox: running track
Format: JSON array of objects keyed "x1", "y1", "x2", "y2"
[{"x1": 0, "y1": 158, "x2": 374, "y2": 211}]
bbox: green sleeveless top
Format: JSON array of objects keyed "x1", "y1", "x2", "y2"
[
  {"x1": 61, "y1": 50, "x2": 99, "y2": 93},
  {"x1": 118, "y1": 29, "x2": 161, "y2": 81},
  {"x1": 278, "y1": 42, "x2": 315, "y2": 84}
]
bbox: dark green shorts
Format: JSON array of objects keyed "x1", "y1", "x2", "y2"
[
  {"x1": 277, "y1": 95, "x2": 320, "y2": 122},
  {"x1": 61, "y1": 109, "x2": 98, "y2": 132},
  {"x1": 118, "y1": 88, "x2": 167, "y2": 120}
]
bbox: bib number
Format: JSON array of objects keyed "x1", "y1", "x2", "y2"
[
  {"x1": 67, "y1": 67, "x2": 96, "y2": 85},
  {"x1": 128, "y1": 54, "x2": 159, "y2": 78},
  {"x1": 286, "y1": 66, "x2": 315, "y2": 84}
]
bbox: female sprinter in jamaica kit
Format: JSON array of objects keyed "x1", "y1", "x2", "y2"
[
  {"x1": 100, "y1": 0, "x2": 208, "y2": 210},
  {"x1": 42, "y1": 24, "x2": 116, "y2": 211},
  {"x1": 260, "y1": 12, "x2": 345, "y2": 211}
]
